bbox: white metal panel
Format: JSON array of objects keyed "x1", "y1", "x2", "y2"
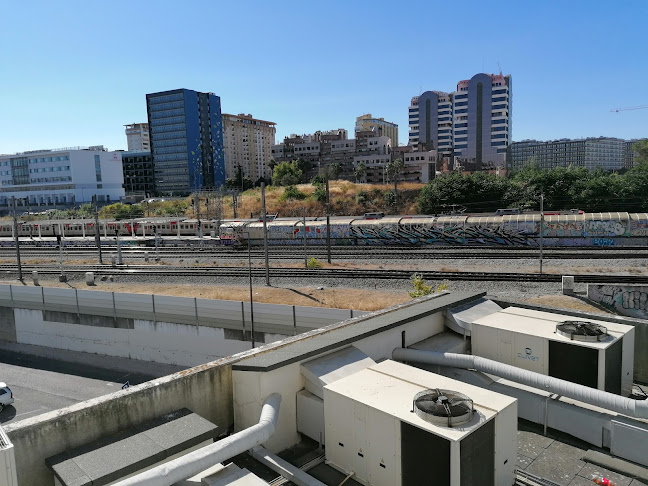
[
  {"x1": 323, "y1": 388, "x2": 354, "y2": 475},
  {"x1": 42, "y1": 287, "x2": 77, "y2": 313},
  {"x1": 74, "y1": 289, "x2": 116, "y2": 318},
  {"x1": 296, "y1": 390, "x2": 325, "y2": 444},
  {"x1": 512, "y1": 333, "x2": 547, "y2": 374},
  {"x1": 0, "y1": 286, "x2": 13, "y2": 306},
  {"x1": 352, "y1": 401, "x2": 368, "y2": 480},
  {"x1": 610, "y1": 420, "x2": 648, "y2": 467},
  {"x1": 366, "y1": 406, "x2": 399, "y2": 486},
  {"x1": 10, "y1": 286, "x2": 44, "y2": 309}
]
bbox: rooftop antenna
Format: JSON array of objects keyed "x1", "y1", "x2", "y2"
[{"x1": 497, "y1": 61, "x2": 502, "y2": 75}]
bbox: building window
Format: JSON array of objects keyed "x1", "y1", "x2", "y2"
[{"x1": 94, "y1": 155, "x2": 102, "y2": 182}]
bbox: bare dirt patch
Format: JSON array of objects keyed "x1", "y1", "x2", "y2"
[
  {"x1": 522, "y1": 295, "x2": 613, "y2": 315},
  {"x1": 2, "y1": 279, "x2": 411, "y2": 312}
]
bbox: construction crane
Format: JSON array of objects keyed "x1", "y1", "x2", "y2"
[{"x1": 611, "y1": 105, "x2": 648, "y2": 113}]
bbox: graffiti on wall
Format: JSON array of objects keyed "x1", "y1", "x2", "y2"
[
  {"x1": 349, "y1": 224, "x2": 538, "y2": 246},
  {"x1": 588, "y1": 284, "x2": 648, "y2": 319},
  {"x1": 585, "y1": 220, "x2": 627, "y2": 237},
  {"x1": 544, "y1": 221, "x2": 583, "y2": 237},
  {"x1": 630, "y1": 219, "x2": 648, "y2": 237}
]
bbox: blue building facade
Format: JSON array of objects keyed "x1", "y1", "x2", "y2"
[{"x1": 146, "y1": 89, "x2": 225, "y2": 195}]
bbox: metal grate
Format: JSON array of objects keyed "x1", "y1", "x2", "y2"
[
  {"x1": 413, "y1": 388, "x2": 474, "y2": 427},
  {"x1": 556, "y1": 321, "x2": 608, "y2": 342}
]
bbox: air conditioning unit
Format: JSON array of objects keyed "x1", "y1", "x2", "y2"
[
  {"x1": 0, "y1": 426, "x2": 17, "y2": 486},
  {"x1": 324, "y1": 360, "x2": 517, "y2": 486},
  {"x1": 470, "y1": 306, "x2": 635, "y2": 396}
]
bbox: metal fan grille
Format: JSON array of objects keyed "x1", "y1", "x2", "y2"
[
  {"x1": 556, "y1": 321, "x2": 608, "y2": 342},
  {"x1": 413, "y1": 389, "x2": 474, "y2": 427}
]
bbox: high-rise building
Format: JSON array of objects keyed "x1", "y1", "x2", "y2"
[
  {"x1": 121, "y1": 151, "x2": 154, "y2": 199},
  {"x1": 355, "y1": 114, "x2": 398, "y2": 146},
  {"x1": 124, "y1": 123, "x2": 150, "y2": 152},
  {"x1": 222, "y1": 113, "x2": 276, "y2": 183},
  {"x1": 409, "y1": 73, "x2": 512, "y2": 172},
  {"x1": 146, "y1": 89, "x2": 225, "y2": 195},
  {"x1": 508, "y1": 137, "x2": 638, "y2": 172}
]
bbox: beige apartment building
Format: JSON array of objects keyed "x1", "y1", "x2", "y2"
[
  {"x1": 355, "y1": 114, "x2": 398, "y2": 147},
  {"x1": 222, "y1": 113, "x2": 276, "y2": 182}
]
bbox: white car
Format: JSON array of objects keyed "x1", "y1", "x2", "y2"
[{"x1": 0, "y1": 382, "x2": 14, "y2": 411}]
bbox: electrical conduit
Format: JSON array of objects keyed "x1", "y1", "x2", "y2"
[
  {"x1": 113, "y1": 393, "x2": 282, "y2": 486},
  {"x1": 392, "y1": 348, "x2": 648, "y2": 419}
]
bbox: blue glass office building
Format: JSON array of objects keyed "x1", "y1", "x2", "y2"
[{"x1": 146, "y1": 89, "x2": 225, "y2": 195}]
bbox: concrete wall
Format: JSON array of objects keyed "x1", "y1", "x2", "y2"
[
  {"x1": 232, "y1": 311, "x2": 446, "y2": 453},
  {"x1": 588, "y1": 284, "x2": 648, "y2": 320},
  {"x1": 4, "y1": 353, "x2": 242, "y2": 486},
  {"x1": 0, "y1": 284, "x2": 364, "y2": 366}
]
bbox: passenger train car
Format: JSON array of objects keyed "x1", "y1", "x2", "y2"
[{"x1": 1, "y1": 212, "x2": 647, "y2": 247}]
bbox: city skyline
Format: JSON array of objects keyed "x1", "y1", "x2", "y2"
[{"x1": 0, "y1": 0, "x2": 646, "y2": 155}]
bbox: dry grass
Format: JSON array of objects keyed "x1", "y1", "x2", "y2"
[
  {"x1": 0, "y1": 279, "x2": 411, "y2": 312},
  {"x1": 232, "y1": 180, "x2": 424, "y2": 218},
  {"x1": 522, "y1": 295, "x2": 612, "y2": 315}
]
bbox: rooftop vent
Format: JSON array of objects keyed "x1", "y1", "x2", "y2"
[
  {"x1": 556, "y1": 321, "x2": 608, "y2": 342},
  {"x1": 412, "y1": 389, "x2": 474, "y2": 427}
]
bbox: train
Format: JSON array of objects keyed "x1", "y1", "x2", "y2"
[{"x1": 1, "y1": 211, "x2": 647, "y2": 247}]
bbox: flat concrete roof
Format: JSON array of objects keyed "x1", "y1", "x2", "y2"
[{"x1": 232, "y1": 292, "x2": 485, "y2": 372}]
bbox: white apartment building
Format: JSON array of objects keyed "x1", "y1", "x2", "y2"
[
  {"x1": 222, "y1": 113, "x2": 276, "y2": 182},
  {"x1": 124, "y1": 123, "x2": 150, "y2": 152},
  {"x1": 0, "y1": 146, "x2": 124, "y2": 207},
  {"x1": 409, "y1": 73, "x2": 512, "y2": 171}
]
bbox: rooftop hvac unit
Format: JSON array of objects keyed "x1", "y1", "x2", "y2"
[
  {"x1": 471, "y1": 307, "x2": 635, "y2": 396},
  {"x1": 324, "y1": 360, "x2": 517, "y2": 486},
  {"x1": 0, "y1": 426, "x2": 17, "y2": 486}
]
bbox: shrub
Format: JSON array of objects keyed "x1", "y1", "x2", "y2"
[
  {"x1": 408, "y1": 273, "x2": 449, "y2": 298},
  {"x1": 280, "y1": 185, "x2": 307, "y2": 201},
  {"x1": 307, "y1": 257, "x2": 323, "y2": 268}
]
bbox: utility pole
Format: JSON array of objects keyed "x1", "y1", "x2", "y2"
[
  {"x1": 11, "y1": 197, "x2": 22, "y2": 281},
  {"x1": 232, "y1": 193, "x2": 238, "y2": 218},
  {"x1": 92, "y1": 195, "x2": 103, "y2": 264},
  {"x1": 261, "y1": 182, "x2": 270, "y2": 286},
  {"x1": 195, "y1": 193, "x2": 203, "y2": 238},
  {"x1": 303, "y1": 208, "x2": 308, "y2": 269},
  {"x1": 539, "y1": 193, "x2": 544, "y2": 274},
  {"x1": 326, "y1": 178, "x2": 331, "y2": 264},
  {"x1": 247, "y1": 234, "x2": 256, "y2": 348}
]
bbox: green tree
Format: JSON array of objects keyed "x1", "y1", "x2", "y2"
[
  {"x1": 386, "y1": 158, "x2": 405, "y2": 212},
  {"x1": 272, "y1": 160, "x2": 303, "y2": 186},
  {"x1": 633, "y1": 139, "x2": 648, "y2": 165},
  {"x1": 319, "y1": 162, "x2": 341, "y2": 181},
  {"x1": 354, "y1": 161, "x2": 367, "y2": 183}
]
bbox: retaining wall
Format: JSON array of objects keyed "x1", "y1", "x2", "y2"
[{"x1": 0, "y1": 284, "x2": 364, "y2": 366}]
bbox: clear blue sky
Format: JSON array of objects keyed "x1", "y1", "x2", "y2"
[{"x1": 1, "y1": 0, "x2": 646, "y2": 154}]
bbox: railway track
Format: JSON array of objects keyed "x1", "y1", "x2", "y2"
[
  {"x1": 0, "y1": 246, "x2": 647, "y2": 260},
  {"x1": 0, "y1": 263, "x2": 646, "y2": 283}
]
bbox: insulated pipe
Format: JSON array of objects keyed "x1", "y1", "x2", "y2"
[
  {"x1": 392, "y1": 348, "x2": 648, "y2": 419},
  {"x1": 250, "y1": 446, "x2": 327, "y2": 486},
  {"x1": 113, "y1": 393, "x2": 282, "y2": 486}
]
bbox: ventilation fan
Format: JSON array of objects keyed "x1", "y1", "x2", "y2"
[
  {"x1": 556, "y1": 321, "x2": 608, "y2": 342},
  {"x1": 412, "y1": 389, "x2": 474, "y2": 427}
]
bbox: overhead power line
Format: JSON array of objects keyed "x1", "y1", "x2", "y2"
[{"x1": 610, "y1": 105, "x2": 648, "y2": 113}]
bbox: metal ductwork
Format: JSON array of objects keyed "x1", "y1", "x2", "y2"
[
  {"x1": 392, "y1": 349, "x2": 648, "y2": 419},
  {"x1": 112, "y1": 393, "x2": 282, "y2": 486}
]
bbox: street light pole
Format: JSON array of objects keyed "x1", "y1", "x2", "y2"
[
  {"x1": 539, "y1": 193, "x2": 544, "y2": 274},
  {"x1": 11, "y1": 196, "x2": 22, "y2": 281},
  {"x1": 92, "y1": 195, "x2": 103, "y2": 264},
  {"x1": 247, "y1": 233, "x2": 256, "y2": 348},
  {"x1": 325, "y1": 178, "x2": 331, "y2": 264},
  {"x1": 303, "y1": 208, "x2": 308, "y2": 269},
  {"x1": 261, "y1": 182, "x2": 270, "y2": 286}
]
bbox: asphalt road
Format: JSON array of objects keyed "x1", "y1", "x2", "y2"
[{"x1": 0, "y1": 351, "x2": 159, "y2": 425}]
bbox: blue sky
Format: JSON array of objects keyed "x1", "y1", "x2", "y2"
[{"x1": 0, "y1": 0, "x2": 646, "y2": 154}]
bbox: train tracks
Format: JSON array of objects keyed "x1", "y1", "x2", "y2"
[
  {"x1": 0, "y1": 263, "x2": 646, "y2": 283},
  {"x1": 0, "y1": 246, "x2": 647, "y2": 260}
]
